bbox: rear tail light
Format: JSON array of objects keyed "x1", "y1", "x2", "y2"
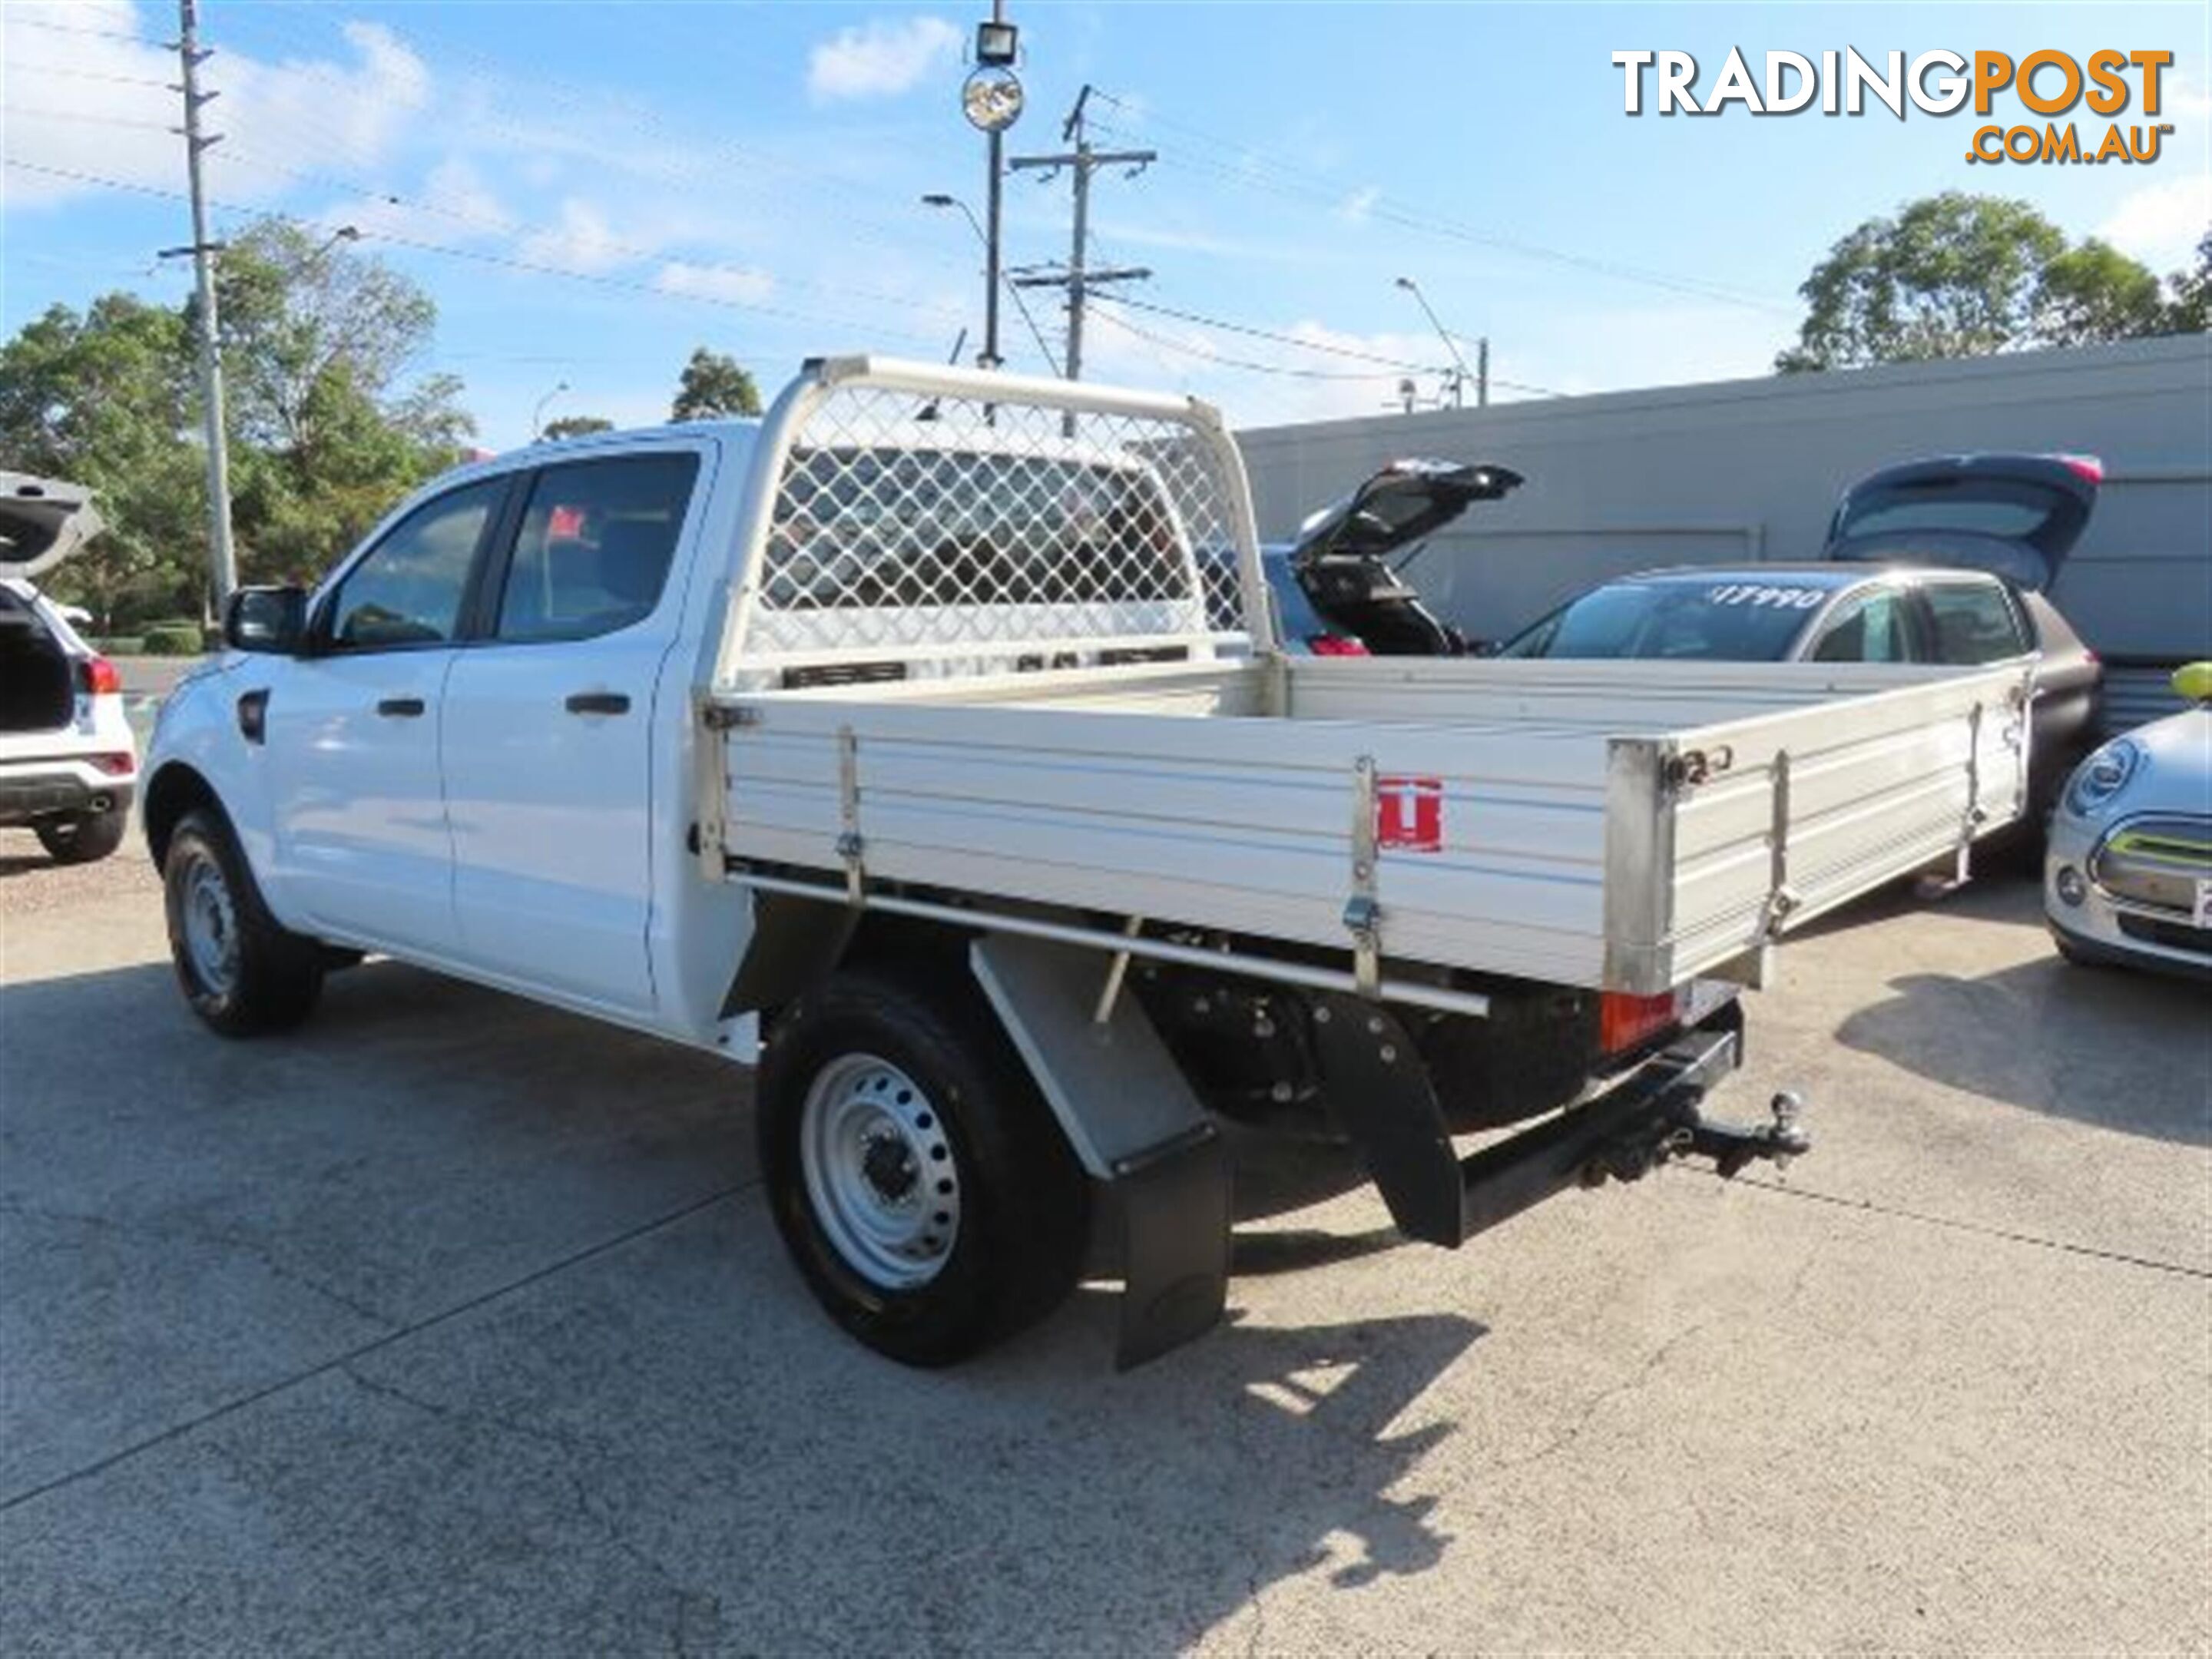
[
  {"x1": 1306, "y1": 634, "x2": 1369, "y2": 657},
  {"x1": 77, "y1": 655, "x2": 123, "y2": 697},
  {"x1": 1599, "y1": 990, "x2": 1679, "y2": 1056},
  {"x1": 2058, "y1": 453, "x2": 2104, "y2": 484},
  {"x1": 90, "y1": 752, "x2": 135, "y2": 777},
  {"x1": 1600, "y1": 979, "x2": 1740, "y2": 1057}
]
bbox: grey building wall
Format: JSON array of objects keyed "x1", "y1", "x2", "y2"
[{"x1": 1236, "y1": 336, "x2": 2210, "y2": 723}]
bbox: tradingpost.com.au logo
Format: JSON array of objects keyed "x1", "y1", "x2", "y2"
[{"x1": 1611, "y1": 48, "x2": 2177, "y2": 165}]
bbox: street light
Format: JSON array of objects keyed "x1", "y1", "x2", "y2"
[
  {"x1": 921, "y1": 193, "x2": 1062, "y2": 375},
  {"x1": 958, "y1": 5, "x2": 1023, "y2": 373},
  {"x1": 531, "y1": 381, "x2": 569, "y2": 441},
  {"x1": 1393, "y1": 275, "x2": 1484, "y2": 409}
]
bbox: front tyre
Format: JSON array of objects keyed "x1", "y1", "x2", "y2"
[
  {"x1": 35, "y1": 806, "x2": 127, "y2": 865},
  {"x1": 162, "y1": 807, "x2": 324, "y2": 1036},
  {"x1": 758, "y1": 965, "x2": 1090, "y2": 1366}
]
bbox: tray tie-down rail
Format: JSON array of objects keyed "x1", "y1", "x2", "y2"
[{"x1": 1310, "y1": 996, "x2": 1810, "y2": 1250}]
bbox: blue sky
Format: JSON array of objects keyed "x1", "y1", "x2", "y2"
[{"x1": 5, "y1": 2, "x2": 2207, "y2": 445}]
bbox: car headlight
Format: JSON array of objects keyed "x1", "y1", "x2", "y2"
[{"x1": 2064, "y1": 737, "x2": 2141, "y2": 817}]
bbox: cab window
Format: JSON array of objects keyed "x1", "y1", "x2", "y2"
[
  {"x1": 323, "y1": 480, "x2": 505, "y2": 651},
  {"x1": 492, "y1": 454, "x2": 700, "y2": 643},
  {"x1": 1922, "y1": 581, "x2": 2027, "y2": 664}
]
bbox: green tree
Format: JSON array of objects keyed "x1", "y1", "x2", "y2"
[
  {"x1": 0, "y1": 296, "x2": 204, "y2": 628},
  {"x1": 208, "y1": 221, "x2": 475, "y2": 583},
  {"x1": 0, "y1": 220, "x2": 477, "y2": 621},
  {"x1": 670, "y1": 347, "x2": 761, "y2": 421},
  {"x1": 541, "y1": 414, "x2": 616, "y2": 439},
  {"x1": 1777, "y1": 193, "x2": 2175, "y2": 372},
  {"x1": 2166, "y1": 231, "x2": 2212, "y2": 334}
]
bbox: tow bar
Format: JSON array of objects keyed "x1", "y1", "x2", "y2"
[{"x1": 1313, "y1": 1001, "x2": 1812, "y2": 1250}]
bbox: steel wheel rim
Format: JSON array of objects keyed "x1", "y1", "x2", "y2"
[
  {"x1": 799, "y1": 1053, "x2": 961, "y2": 1290},
  {"x1": 180, "y1": 854, "x2": 239, "y2": 996}
]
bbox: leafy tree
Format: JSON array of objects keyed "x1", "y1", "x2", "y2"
[
  {"x1": 671, "y1": 347, "x2": 761, "y2": 421},
  {"x1": 208, "y1": 221, "x2": 475, "y2": 583},
  {"x1": 1777, "y1": 193, "x2": 2177, "y2": 372},
  {"x1": 2166, "y1": 232, "x2": 2212, "y2": 334},
  {"x1": 541, "y1": 414, "x2": 616, "y2": 439},
  {"x1": 0, "y1": 220, "x2": 476, "y2": 621},
  {"x1": 0, "y1": 296, "x2": 204, "y2": 628}
]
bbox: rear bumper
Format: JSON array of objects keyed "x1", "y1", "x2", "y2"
[{"x1": 0, "y1": 765, "x2": 134, "y2": 825}]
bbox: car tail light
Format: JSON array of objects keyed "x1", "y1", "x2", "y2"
[
  {"x1": 90, "y1": 752, "x2": 135, "y2": 777},
  {"x1": 1306, "y1": 634, "x2": 1369, "y2": 657},
  {"x1": 2058, "y1": 453, "x2": 2104, "y2": 484},
  {"x1": 1599, "y1": 990, "x2": 1678, "y2": 1056},
  {"x1": 77, "y1": 655, "x2": 123, "y2": 697}
]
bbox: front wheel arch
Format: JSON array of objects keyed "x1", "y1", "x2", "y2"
[{"x1": 143, "y1": 761, "x2": 220, "y2": 869}]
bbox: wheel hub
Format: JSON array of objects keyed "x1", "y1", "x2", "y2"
[
  {"x1": 180, "y1": 855, "x2": 239, "y2": 996},
  {"x1": 798, "y1": 1055, "x2": 962, "y2": 1290}
]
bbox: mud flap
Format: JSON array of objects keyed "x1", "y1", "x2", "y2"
[
  {"x1": 969, "y1": 931, "x2": 1231, "y2": 1368},
  {"x1": 1112, "y1": 1125, "x2": 1232, "y2": 1369},
  {"x1": 1309, "y1": 992, "x2": 1464, "y2": 1247}
]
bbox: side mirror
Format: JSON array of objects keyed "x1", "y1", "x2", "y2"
[
  {"x1": 2172, "y1": 661, "x2": 2212, "y2": 704},
  {"x1": 224, "y1": 585, "x2": 309, "y2": 655}
]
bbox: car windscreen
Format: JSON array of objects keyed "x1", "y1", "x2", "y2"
[{"x1": 1497, "y1": 580, "x2": 1826, "y2": 661}]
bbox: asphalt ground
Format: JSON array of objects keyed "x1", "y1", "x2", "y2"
[{"x1": 2, "y1": 833, "x2": 2206, "y2": 1655}]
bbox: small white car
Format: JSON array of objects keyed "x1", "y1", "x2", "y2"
[
  {"x1": 2045, "y1": 662, "x2": 2212, "y2": 980},
  {"x1": 0, "y1": 475, "x2": 138, "y2": 865}
]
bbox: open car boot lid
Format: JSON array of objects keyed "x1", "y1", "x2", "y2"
[
  {"x1": 1288, "y1": 458, "x2": 1523, "y2": 570},
  {"x1": 0, "y1": 473, "x2": 105, "y2": 583},
  {"x1": 1823, "y1": 452, "x2": 2098, "y2": 592}
]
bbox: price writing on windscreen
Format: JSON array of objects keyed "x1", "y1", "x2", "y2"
[{"x1": 1704, "y1": 584, "x2": 1827, "y2": 609}]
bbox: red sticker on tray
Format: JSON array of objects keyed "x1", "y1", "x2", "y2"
[{"x1": 1376, "y1": 775, "x2": 1444, "y2": 853}]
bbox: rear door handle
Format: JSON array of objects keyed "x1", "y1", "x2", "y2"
[
  {"x1": 565, "y1": 691, "x2": 631, "y2": 716},
  {"x1": 376, "y1": 697, "x2": 427, "y2": 718}
]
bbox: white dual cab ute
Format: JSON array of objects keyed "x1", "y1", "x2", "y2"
[{"x1": 146, "y1": 357, "x2": 2033, "y2": 1366}]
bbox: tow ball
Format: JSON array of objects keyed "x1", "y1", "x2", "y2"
[{"x1": 1590, "y1": 1089, "x2": 1811, "y2": 1186}]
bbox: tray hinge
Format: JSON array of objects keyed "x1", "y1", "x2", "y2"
[
  {"x1": 1763, "y1": 749, "x2": 1799, "y2": 937},
  {"x1": 836, "y1": 724, "x2": 865, "y2": 904},
  {"x1": 1344, "y1": 753, "x2": 1382, "y2": 997},
  {"x1": 1955, "y1": 701, "x2": 1985, "y2": 883}
]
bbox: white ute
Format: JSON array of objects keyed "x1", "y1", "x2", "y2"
[{"x1": 144, "y1": 358, "x2": 2034, "y2": 1366}]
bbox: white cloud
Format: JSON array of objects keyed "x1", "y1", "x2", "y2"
[
  {"x1": 806, "y1": 16, "x2": 961, "y2": 103},
  {"x1": 518, "y1": 197, "x2": 638, "y2": 274},
  {"x1": 2, "y1": 3, "x2": 430, "y2": 210},
  {"x1": 655, "y1": 260, "x2": 777, "y2": 306},
  {"x1": 1337, "y1": 187, "x2": 1380, "y2": 227},
  {"x1": 2098, "y1": 175, "x2": 2211, "y2": 272}
]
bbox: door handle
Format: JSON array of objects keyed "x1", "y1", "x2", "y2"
[
  {"x1": 565, "y1": 691, "x2": 631, "y2": 716},
  {"x1": 375, "y1": 697, "x2": 427, "y2": 718}
]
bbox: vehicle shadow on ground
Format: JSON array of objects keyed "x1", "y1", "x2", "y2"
[
  {"x1": 1784, "y1": 865, "x2": 2041, "y2": 945},
  {"x1": 1835, "y1": 953, "x2": 2211, "y2": 1146}
]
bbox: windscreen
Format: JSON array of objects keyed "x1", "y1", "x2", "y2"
[{"x1": 1498, "y1": 580, "x2": 1825, "y2": 661}]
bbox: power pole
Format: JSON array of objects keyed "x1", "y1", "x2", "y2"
[
  {"x1": 168, "y1": 0, "x2": 237, "y2": 608},
  {"x1": 1475, "y1": 336, "x2": 1490, "y2": 408},
  {"x1": 1008, "y1": 85, "x2": 1154, "y2": 392}
]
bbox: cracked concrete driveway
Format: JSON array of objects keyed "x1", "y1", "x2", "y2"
[{"x1": 2, "y1": 835, "x2": 2207, "y2": 1654}]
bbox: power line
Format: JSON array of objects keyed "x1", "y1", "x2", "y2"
[
  {"x1": 1, "y1": 107, "x2": 179, "y2": 134},
  {"x1": 2, "y1": 62, "x2": 177, "y2": 90},
  {"x1": 1087, "y1": 303, "x2": 1408, "y2": 381},
  {"x1": 2, "y1": 15, "x2": 150, "y2": 45},
  {"x1": 2, "y1": 159, "x2": 954, "y2": 349},
  {"x1": 1086, "y1": 88, "x2": 1793, "y2": 316}
]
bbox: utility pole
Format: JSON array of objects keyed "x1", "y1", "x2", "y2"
[
  {"x1": 169, "y1": 0, "x2": 236, "y2": 608},
  {"x1": 1009, "y1": 85, "x2": 1154, "y2": 394},
  {"x1": 1475, "y1": 336, "x2": 1490, "y2": 408}
]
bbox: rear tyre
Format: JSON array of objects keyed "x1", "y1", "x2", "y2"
[
  {"x1": 162, "y1": 807, "x2": 324, "y2": 1036},
  {"x1": 757, "y1": 962, "x2": 1090, "y2": 1366},
  {"x1": 35, "y1": 806, "x2": 127, "y2": 866}
]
